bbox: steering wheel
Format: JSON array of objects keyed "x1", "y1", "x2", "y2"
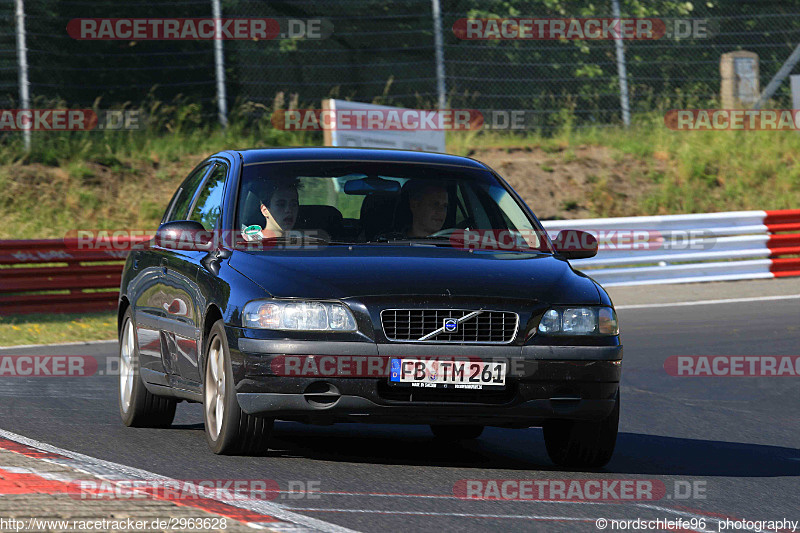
[
  {"x1": 430, "y1": 217, "x2": 475, "y2": 238},
  {"x1": 429, "y1": 227, "x2": 460, "y2": 238}
]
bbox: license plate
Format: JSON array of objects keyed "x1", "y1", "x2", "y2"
[{"x1": 389, "y1": 359, "x2": 506, "y2": 389}]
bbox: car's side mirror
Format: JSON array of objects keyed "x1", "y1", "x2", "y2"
[
  {"x1": 155, "y1": 220, "x2": 214, "y2": 251},
  {"x1": 552, "y1": 229, "x2": 598, "y2": 259}
]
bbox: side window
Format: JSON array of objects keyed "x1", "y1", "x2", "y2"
[
  {"x1": 165, "y1": 163, "x2": 212, "y2": 222},
  {"x1": 189, "y1": 164, "x2": 227, "y2": 230}
]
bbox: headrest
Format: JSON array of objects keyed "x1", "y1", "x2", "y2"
[
  {"x1": 297, "y1": 205, "x2": 343, "y2": 229},
  {"x1": 359, "y1": 193, "x2": 399, "y2": 240}
]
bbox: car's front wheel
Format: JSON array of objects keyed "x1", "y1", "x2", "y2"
[
  {"x1": 543, "y1": 391, "x2": 619, "y2": 468},
  {"x1": 118, "y1": 308, "x2": 177, "y2": 427},
  {"x1": 203, "y1": 320, "x2": 273, "y2": 455}
]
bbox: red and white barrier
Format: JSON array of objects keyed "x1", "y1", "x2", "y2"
[{"x1": 541, "y1": 209, "x2": 800, "y2": 286}]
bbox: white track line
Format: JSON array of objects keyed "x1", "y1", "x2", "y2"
[
  {"x1": 291, "y1": 506, "x2": 753, "y2": 533},
  {"x1": 636, "y1": 503, "x2": 765, "y2": 533},
  {"x1": 616, "y1": 293, "x2": 800, "y2": 310},
  {"x1": 287, "y1": 508, "x2": 595, "y2": 521},
  {"x1": 0, "y1": 339, "x2": 116, "y2": 351},
  {"x1": 281, "y1": 490, "x2": 624, "y2": 505},
  {"x1": 0, "y1": 428, "x2": 358, "y2": 533},
  {"x1": 0, "y1": 465, "x2": 74, "y2": 482}
]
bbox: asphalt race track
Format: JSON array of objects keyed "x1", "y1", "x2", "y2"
[{"x1": 1, "y1": 283, "x2": 799, "y2": 532}]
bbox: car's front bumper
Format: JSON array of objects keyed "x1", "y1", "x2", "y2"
[{"x1": 231, "y1": 337, "x2": 621, "y2": 427}]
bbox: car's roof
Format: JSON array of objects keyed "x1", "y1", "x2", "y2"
[{"x1": 232, "y1": 147, "x2": 489, "y2": 169}]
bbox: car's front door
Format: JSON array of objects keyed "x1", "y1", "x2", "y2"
[
  {"x1": 162, "y1": 162, "x2": 228, "y2": 387},
  {"x1": 147, "y1": 161, "x2": 213, "y2": 385}
]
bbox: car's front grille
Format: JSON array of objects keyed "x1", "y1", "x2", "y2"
[{"x1": 381, "y1": 309, "x2": 518, "y2": 344}]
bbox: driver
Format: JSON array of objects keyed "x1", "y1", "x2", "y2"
[{"x1": 406, "y1": 182, "x2": 449, "y2": 237}]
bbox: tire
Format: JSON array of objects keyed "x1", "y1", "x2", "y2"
[
  {"x1": 543, "y1": 391, "x2": 620, "y2": 468},
  {"x1": 203, "y1": 320, "x2": 273, "y2": 455},
  {"x1": 430, "y1": 424, "x2": 484, "y2": 441},
  {"x1": 118, "y1": 308, "x2": 177, "y2": 428}
]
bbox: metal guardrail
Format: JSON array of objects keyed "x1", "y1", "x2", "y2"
[
  {"x1": 542, "y1": 209, "x2": 800, "y2": 286},
  {"x1": 0, "y1": 239, "x2": 129, "y2": 315},
  {"x1": 1, "y1": 209, "x2": 799, "y2": 315}
]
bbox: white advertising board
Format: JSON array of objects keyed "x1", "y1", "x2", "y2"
[{"x1": 322, "y1": 99, "x2": 446, "y2": 153}]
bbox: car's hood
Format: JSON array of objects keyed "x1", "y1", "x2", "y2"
[{"x1": 228, "y1": 246, "x2": 600, "y2": 304}]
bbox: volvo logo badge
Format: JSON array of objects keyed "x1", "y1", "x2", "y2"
[{"x1": 443, "y1": 318, "x2": 459, "y2": 333}]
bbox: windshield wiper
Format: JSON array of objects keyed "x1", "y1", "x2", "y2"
[
  {"x1": 411, "y1": 236, "x2": 547, "y2": 253},
  {"x1": 367, "y1": 237, "x2": 454, "y2": 247},
  {"x1": 254, "y1": 236, "x2": 350, "y2": 246},
  {"x1": 406, "y1": 236, "x2": 455, "y2": 246}
]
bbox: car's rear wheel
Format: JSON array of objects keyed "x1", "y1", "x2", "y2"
[
  {"x1": 430, "y1": 424, "x2": 484, "y2": 440},
  {"x1": 118, "y1": 309, "x2": 177, "y2": 427},
  {"x1": 543, "y1": 391, "x2": 619, "y2": 468},
  {"x1": 203, "y1": 320, "x2": 273, "y2": 455}
]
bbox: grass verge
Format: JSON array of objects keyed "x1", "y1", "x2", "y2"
[{"x1": 0, "y1": 312, "x2": 117, "y2": 347}]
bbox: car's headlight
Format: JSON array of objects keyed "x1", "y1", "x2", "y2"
[
  {"x1": 536, "y1": 307, "x2": 618, "y2": 335},
  {"x1": 242, "y1": 300, "x2": 357, "y2": 331}
]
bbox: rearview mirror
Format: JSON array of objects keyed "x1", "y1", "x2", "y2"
[
  {"x1": 155, "y1": 220, "x2": 215, "y2": 251},
  {"x1": 552, "y1": 230, "x2": 598, "y2": 260},
  {"x1": 343, "y1": 176, "x2": 401, "y2": 195}
]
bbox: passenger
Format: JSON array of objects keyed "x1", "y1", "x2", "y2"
[
  {"x1": 258, "y1": 178, "x2": 299, "y2": 238},
  {"x1": 404, "y1": 182, "x2": 449, "y2": 237}
]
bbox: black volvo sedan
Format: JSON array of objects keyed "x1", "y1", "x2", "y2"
[{"x1": 117, "y1": 147, "x2": 621, "y2": 466}]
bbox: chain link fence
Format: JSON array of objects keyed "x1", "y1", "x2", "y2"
[
  {"x1": 0, "y1": 1, "x2": 19, "y2": 109},
  {"x1": 3, "y1": 0, "x2": 800, "y2": 132}
]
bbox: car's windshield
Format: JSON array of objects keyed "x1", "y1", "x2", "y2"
[{"x1": 237, "y1": 160, "x2": 551, "y2": 252}]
